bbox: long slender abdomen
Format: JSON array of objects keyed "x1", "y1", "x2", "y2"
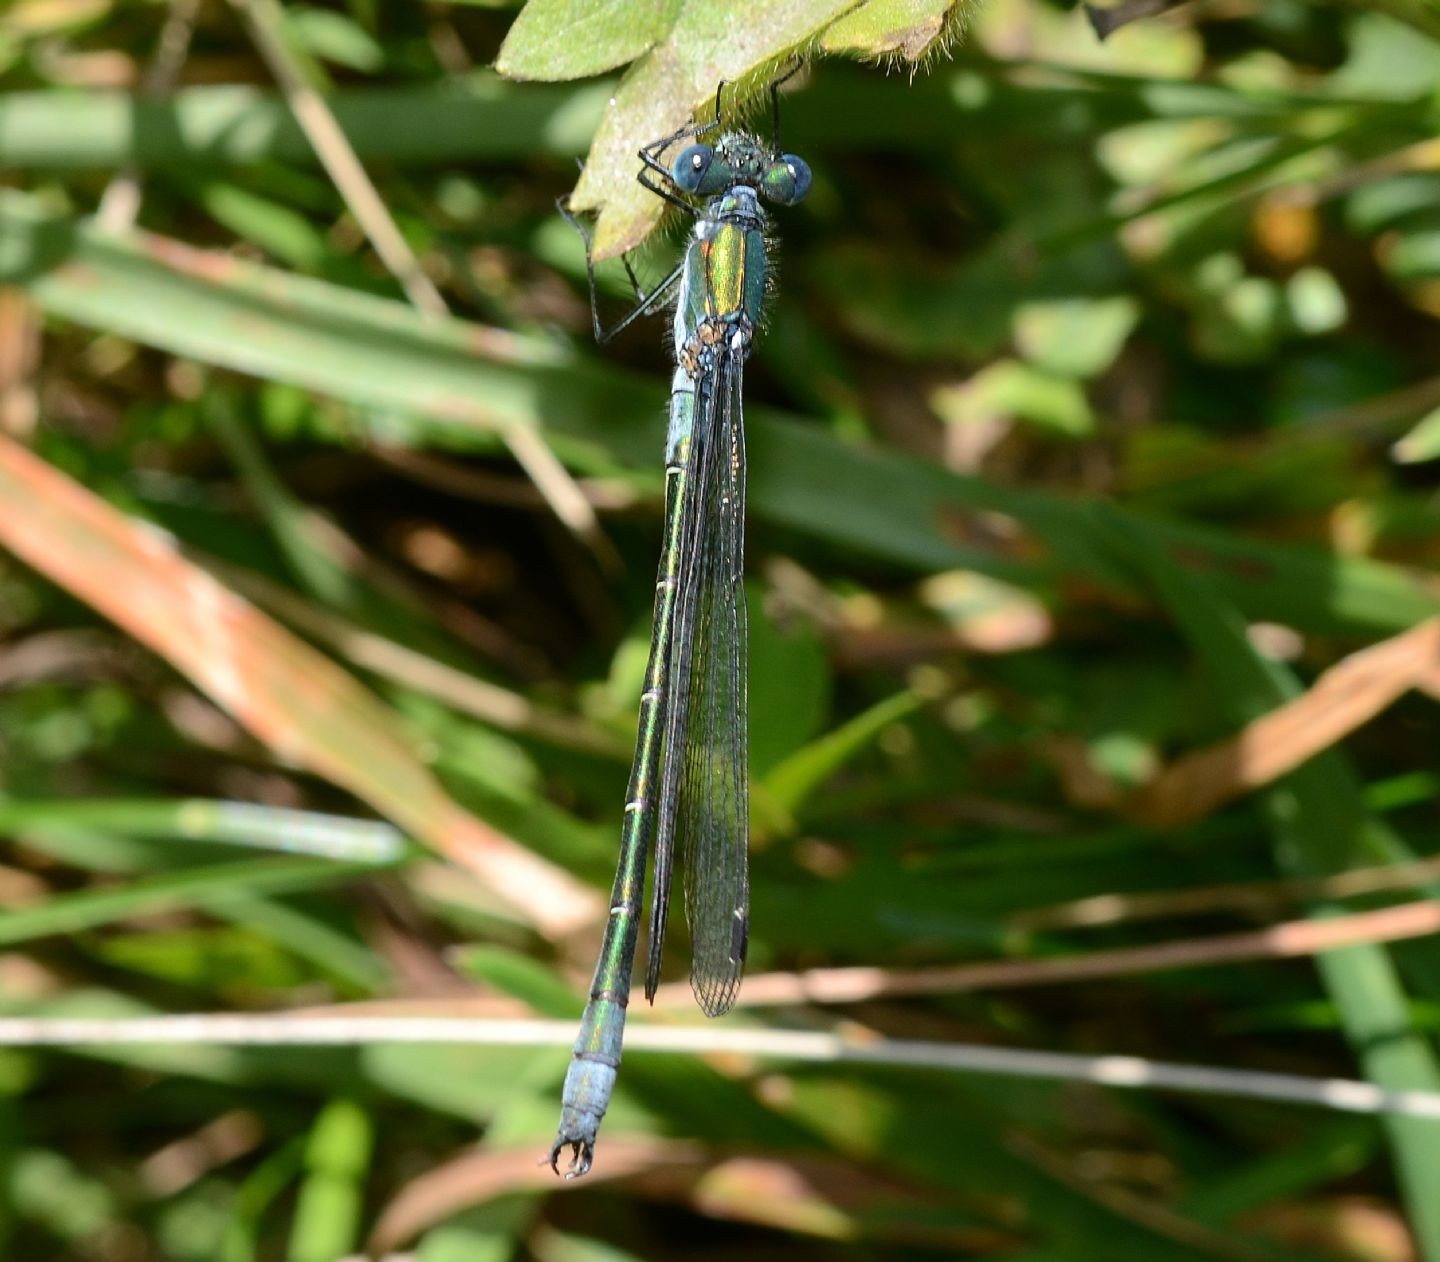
[{"x1": 549, "y1": 452, "x2": 691, "y2": 1178}]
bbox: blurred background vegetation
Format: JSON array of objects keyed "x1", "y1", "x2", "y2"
[{"x1": 3, "y1": 0, "x2": 1440, "y2": 1258}]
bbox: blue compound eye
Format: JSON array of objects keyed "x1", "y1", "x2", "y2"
[
  {"x1": 761, "y1": 154, "x2": 812, "y2": 205},
  {"x1": 672, "y1": 143, "x2": 727, "y2": 194}
]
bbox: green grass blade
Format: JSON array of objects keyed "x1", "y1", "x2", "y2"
[
  {"x1": 2, "y1": 191, "x2": 1432, "y2": 640},
  {"x1": 0, "y1": 856, "x2": 392, "y2": 948},
  {"x1": 764, "y1": 688, "x2": 925, "y2": 819},
  {"x1": 0, "y1": 72, "x2": 605, "y2": 168}
]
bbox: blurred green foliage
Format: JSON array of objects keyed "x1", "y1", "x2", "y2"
[{"x1": 1, "y1": 0, "x2": 1440, "y2": 1259}]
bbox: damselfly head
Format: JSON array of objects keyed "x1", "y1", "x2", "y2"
[{"x1": 671, "y1": 132, "x2": 812, "y2": 207}]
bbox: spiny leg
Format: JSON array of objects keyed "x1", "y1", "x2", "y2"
[
  {"x1": 557, "y1": 197, "x2": 686, "y2": 345},
  {"x1": 768, "y1": 59, "x2": 804, "y2": 151}
]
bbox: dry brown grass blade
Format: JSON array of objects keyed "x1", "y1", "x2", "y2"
[
  {"x1": 1134, "y1": 617, "x2": 1440, "y2": 828},
  {"x1": 689, "y1": 900, "x2": 1440, "y2": 1007},
  {"x1": 371, "y1": 1141, "x2": 1004, "y2": 1253},
  {"x1": 1051, "y1": 617, "x2": 1440, "y2": 827},
  {"x1": 0, "y1": 432, "x2": 598, "y2": 936},
  {"x1": 1014, "y1": 851, "x2": 1440, "y2": 931},
  {"x1": 369, "y1": 1140, "x2": 705, "y2": 1250},
  {"x1": 0, "y1": 287, "x2": 39, "y2": 437}
]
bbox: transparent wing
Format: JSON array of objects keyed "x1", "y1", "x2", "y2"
[
  {"x1": 644, "y1": 348, "x2": 749, "y2": 1016},
  {"x1": 681, "y1": 349, "x2": 749, "y2": 1015}
]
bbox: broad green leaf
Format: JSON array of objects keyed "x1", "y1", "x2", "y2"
[
  {"x1": 820, "y1": 0, "x2": 961, "y2": 61},
  {"x1": 497, "y1": 0, "x2": 682, "y2": 81},
  {"x1": 566, "y1": 0, "x2": 860, "y2": 255},
  {"x1": 1328, "y1": 12, "x2": 1440, "y2": 98}
]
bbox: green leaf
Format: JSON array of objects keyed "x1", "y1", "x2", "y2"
[
  {"x1": 1345, "y1": 173, "x2": 1440, "y2": 234},
  {"x1": 1392, "y1": 405, "x2": 1440, "y2": 463},
  {"x1": 818, "y1": 232, "x2": 1131, "y2": 361},
  {"x1": 10, "y1": 1151, "x2": 115, "y2": 1243},
  {"x1": 566, "y1": 0, "x2": 860, "y2": 255},
  {"x1": 0, "y1": 798, "x2": 407, "y2": 862},
  {"x1": 1328, "y1": 12, "x2": 1440, "y2": 98},
  {"x1": 95, "y1": 926, "x2": 311, "y2": 993},
  {"x1": 286, "y1": 6, "x2": 386, "y2": 73},
  {"x1": 497, "y1": 0, "x2": 683, "y2": 81},
  {"x1": 1284, "y1": 266, "x2": 1347, "y2": 335},
  {"x1": 195, "y1": 182, "x2": 331, "y2": 271},
  {"x1": 362, "y1": 1044, "x2": 545, "y2": 1122},
  {"x1": 418, "y1": 1207, "x2": 535, "y2": 1262},
  {"x1": 932, "y1": 360, "x2": 1096, "y2": 438},
  {"x1": 1182, "y1": 1118, "x2": 1377, "y2": 1223},
  {"x1": 1383, "y1": 230, "x2": 1440, "y2": 281},
  {"x1": 820, "y1": 0, "x2": 962, "y2": 61},
  {"x1": 1013, "y1": 295, "x2": 1140, "y2": 378}
]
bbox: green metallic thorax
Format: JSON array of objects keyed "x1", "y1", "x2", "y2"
[
  {"x1": 678, "y1": 189, "x2": 769, "y2": 328},
  {"x1": 694, "y1": 221, "x2": 768, "y2": 327},
  {"x1": 668, "y1": 186, "x2": 769, "y2": 460}
]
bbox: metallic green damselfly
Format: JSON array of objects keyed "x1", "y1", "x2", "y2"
[{"x1": 549, "y1": 76, "x2": 811, "y2": 1178}]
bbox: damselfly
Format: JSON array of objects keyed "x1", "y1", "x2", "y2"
[{"x1": 549, "y1": 73, "x2": 811, "y2": 1179}]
